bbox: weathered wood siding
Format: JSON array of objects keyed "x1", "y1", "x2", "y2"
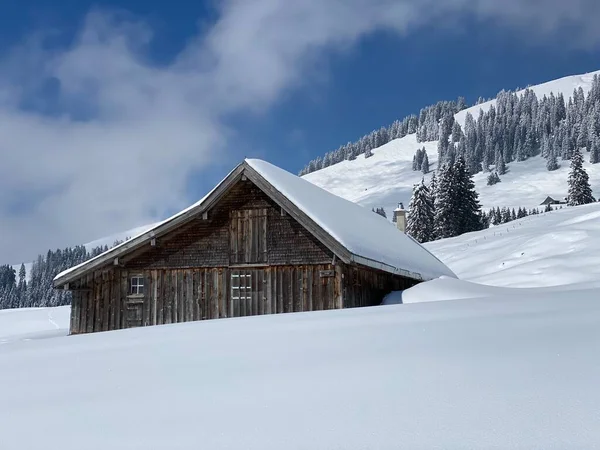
[
  {"x1": 125, "y1": 180, "x2": 333, "y2": 270},
  {"x1": 69, "y1": 264, "x2": 345, "y2": 334},
  {"x1": 342, "y1": 265, "x2": 418, "y2": 308},
  {"x1": 67, "y1": 177, "x2": 421, "y2": 335}
]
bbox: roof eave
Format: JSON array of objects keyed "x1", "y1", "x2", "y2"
[{"x1": 53, "y1": 163, "x2": 247, "y2": 288}]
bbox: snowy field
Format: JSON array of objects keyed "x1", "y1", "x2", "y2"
[
  {"x1": 425, "y1": 202, "x2": 600, "y2": 287},
  {"x1": 2, "y1": 286, "x2": 600, "y2": 450},
  {"x1": 0, "y1": 305, "x2": 69, "y2": 344}
]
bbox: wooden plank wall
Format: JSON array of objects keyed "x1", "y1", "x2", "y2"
[
  {"x1": 341, "y1": 265, "x2": 418, "y2": 309},
  {"x1": 69, "y1": 264, "x2": 340, "y2": 334}
]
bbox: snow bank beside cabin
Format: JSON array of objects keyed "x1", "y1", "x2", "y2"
[{"x1": 398, "y1": 276, "x2": 600, "y2": 304}]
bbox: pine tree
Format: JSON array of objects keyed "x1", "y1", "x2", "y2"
[
  {"x1": 429, "y1": 172, "x2": 437, "y2": 197},
  {"x1": 567, "y1": 148, "x2": 596, "y2": 206},
  {"x1": 546, "y1": 144, "x2": 559, "y2": 171},
  {"x1": 406, "y1": 180, "x2": 435, "y2": 243},
  {"x1": 511, "y1": 208, "x2": 517, "y2": 221},
  {"x1": 590, "y1": 136, "x2": 600, "y2": 164},
  {"x1": 544, "y1": 203, "x2": 553, "y2": 212},
  {"x1": 434, "y1": 158, "x2": 482, "y2": 239},
  {"x1": 495, "y1": 150, "x2": 507, "y2": 175},
  {"x1": 433, "y1": 164, "x2": 457, "y2": 239},
  {"x1": 487, "y1": 172, "x2": 501, "y2": 186},
  {"x1": 421, "y1": 152, "x2": 430, "y2": 174},
  {"x1": 455, "y1": 157, "x2": 483, "y2": 234}
]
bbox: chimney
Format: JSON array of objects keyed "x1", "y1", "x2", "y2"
[{"x1": 394, "y1": 202, "x2": 406, "y2": 233}]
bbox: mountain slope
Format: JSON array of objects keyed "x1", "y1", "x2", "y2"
[
  {"x1": 304, "y1": 69, "x2": 600, "y2": 214},
  {"x1": 455, "y1": 69, "x2": 600, "y2": 128},
  {"x1": 424, "y1": 202, "x2": 600, "y2": 288}
]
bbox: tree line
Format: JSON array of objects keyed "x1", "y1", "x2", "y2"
[
  {"x1": 299, "y1": 97, "x2": 467, "y2": 175},
  {"x1": 0, "y1": 239, "x2": 128, "y2": 310},
  {"x1": 301, "y1": 75, "x2": 600, "y2": 181}
]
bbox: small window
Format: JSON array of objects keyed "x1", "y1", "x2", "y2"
[
  {"x1": 129, "y1": 275, "x2": 144, "y2": 296},
  {"x1": 231, "y1": 271, "x2": 252, "y2": 301}
]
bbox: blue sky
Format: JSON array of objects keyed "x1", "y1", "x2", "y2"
[{"x1": 1, "y1": 0, "x2": 600, "y2": 262}]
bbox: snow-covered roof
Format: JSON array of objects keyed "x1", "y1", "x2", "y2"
[
  {"x1": 246, "y1": 159, "x2": 454, "y2": 280},
  {"x1": 54, "y1": 159, "x2": 454, "y2": 286}
]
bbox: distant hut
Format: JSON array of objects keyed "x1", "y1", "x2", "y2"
[{"x1": 540, "y1": 196, "x2": 561, "y2": 206}]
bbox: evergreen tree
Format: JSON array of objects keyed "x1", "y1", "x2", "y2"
[
  {"x1": 544, "y1": 203, "x2": 553, "y2": 212},
  {"x1": 421, "y1": 152, "x2": 430, "y2": 174},
  {"x1": 590, "y1": 136, "x2": 600, "y2": 164},
  {"x1": 546, "y1": 143, "x2": 559, "y2": 171},
  {"x1": 495, "y1": 150, "x2": 507, "y2": 175},
  {"x1": 406, "y1": 179, "x2": 435, "y2": 243},
  {"x1": 567, "y1": 149, "x2": 596, "y2": 206},
  {"x1": 434, "y1": 158, "x2": 482, "y2": 239},
  {"x1": 487, "y1": 172, "x2": 501, "y2": 186}
]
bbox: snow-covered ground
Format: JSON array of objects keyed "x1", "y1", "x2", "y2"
[
  {"x1": 1, "y1": 285, "x2": 600, "y2": 449},
  {"x1": 0, "y1": 306, "x2": 70, "y2": 344},
  {"x1": 425, "y1": 202, "x2": 600, "y2": 288}
]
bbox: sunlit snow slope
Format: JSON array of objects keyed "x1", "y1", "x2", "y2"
[
  {"x1": 425, "y1": 202, "x2": 600, "y2": 288},
  {"x1": 304, "y1": 70, "x2": 600, "y2": 214},
  {"x1": 2, "y1": 288, "x2": 600, "y2": 450}
]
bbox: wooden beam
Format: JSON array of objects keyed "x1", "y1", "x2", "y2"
[
  {"x1": 202, "y1": 211, "x2": 208, "y2": 220},
  {"x1": 113, "y1": 257, "x2": 119, "y2": 266},
  {"x1": 150, "y1": 238, "x2": 157, "y2": 247}
]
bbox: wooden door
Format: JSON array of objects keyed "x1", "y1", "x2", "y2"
[
  {"x1": 230, "y1": 209, "x2": 268, "y2": 264},
  {"x1": 125, "y1": 298, "x2": 144, "y2": 328}
]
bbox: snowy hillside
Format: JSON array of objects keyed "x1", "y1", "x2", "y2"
[
  {"x1": 455, "y1": 69, "x2": 600, "y2": 128},
  {"x1": 304, "y1": 69, "x2": 600, "y2": 215},
  {"x1": 424, "y1": 202, "x2": 600, "y2": 288},
  {"x1": 2, "y1": 285, "x2": 600, "y2": 449}
]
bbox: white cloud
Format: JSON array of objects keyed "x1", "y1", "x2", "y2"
[{"x1": 0, "y1": 0, "x2": 598, "y2": 263}]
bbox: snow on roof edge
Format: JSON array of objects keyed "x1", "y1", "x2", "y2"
[
  {"x1": 55, "y1": 158, "x2": 454, "y2": 285},
  {"x1": 53, "y1": 163, "x2": 243, "y2": 284}
]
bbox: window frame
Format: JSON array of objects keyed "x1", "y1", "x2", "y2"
[
  {"x1": 230, "y1": 271, "x2": 252, "y2": 302},
  {"x1": 128, "y1": 274, "x2": 145, "y2": 297}
]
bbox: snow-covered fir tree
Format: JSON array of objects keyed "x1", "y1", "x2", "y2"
[
  {"x1": 487, "y1": 172, "x2": 501, "y2": 186},
  {"x1": 567, "y1": 149, "x2": 596, "y2": 206},
  {"x1": 406, "y1": 179, "x2": 435, "y2": 243},
  {"x1": 421, "y1": 152, "x2": 430, "y2": 174},
  {"x1": 434, "y1": 158, "x2": 482, "y2": 239}
]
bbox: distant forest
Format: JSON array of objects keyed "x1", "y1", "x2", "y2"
[
  {"x1": 301, "y1": 75, "x2": 600, "y2": 176},
  {"x1": 0, "y1": 240, "x2": 128, "y2": 310}
]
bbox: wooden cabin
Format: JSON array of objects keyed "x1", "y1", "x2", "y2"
[{"x1": 54, "y1": 159, "x2": 454, "y2": 334}]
